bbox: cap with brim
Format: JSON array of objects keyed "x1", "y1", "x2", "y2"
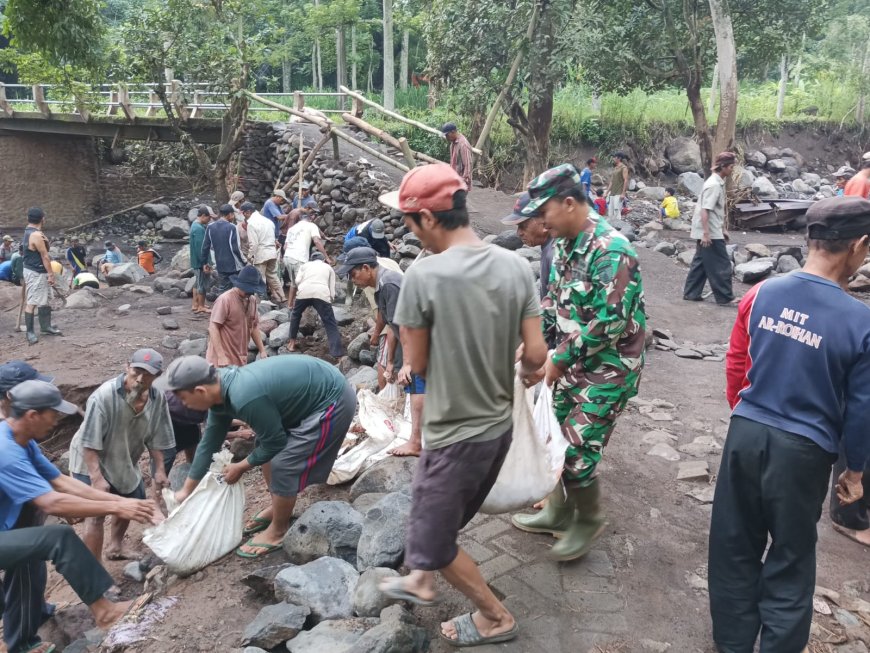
[
  {"x1": 165, "y1": 356, "x2": 217, "y2": 391},
  {"x1": 522, "y1": 164, "x2": 584, "y2": 217},
  {"x1": 8, "y1": 380, "x2": 77, "y2": 415},
  {"x1": 129, "y1": 348, "x2": 164, "y2": 375},
  {"x1": 806, "y1": 196, "x2": 870, "y2": 240},
  {"x1": 834, "y1": 166, "x2": 854, "y2": 178},
  {"x1": 379, "y1": 191, "x2": 401, "y2": 211},
  {"x1": 378, "y1": 163, "x2": 467, "y2": 214},
  {"x1": 2, "y1": 235, "x2": 12, "y2": 241},
  {"x1": 273, "y1": 189, "x2": 288, "y2": 200},
  {"x1": 232, "y1": 265, "x2": 267, "y2": 295},
  {"x1": 0, "y1": 360, "x2": 53, "y2": 393},
  {"x1": 337, "y1": 246, "x2": 378, "y2": 277},
  {"x1": 369, "y1": 219, "x2": 386, "y2": 239},
  {"x1": 501, "y1": 192, "x2": 539, "y2": 225}
]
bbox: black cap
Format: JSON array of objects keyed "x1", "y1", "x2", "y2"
[
  {"x1": 8, "y1": 380, "x2": 77, "y2": 415},
  {"x1": 806, "y1": 196, "x2": 870, "y2": 240},
  {"x1": 27, "y1": 207, "x2": 45, "y2": 224},
  {"x1": 165, "y1": 356, "x2": 218, "y2": 391},
  {"x1": 337, "y1": 246, "x2": 378, "y2": 276},
  {"x1": 240, "y1": 202, "x2": 256, "y2": 212},
  {"x1": 440, "y1": 122, "x2": 458, "y2": 134},
  {"x1": 104, "y1": 241, "x2": 114, "y2": 249},
  {"x1": 0, "y1": 361, "x2": 53, "y2": 393}
]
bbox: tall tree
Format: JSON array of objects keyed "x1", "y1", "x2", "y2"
[
  {"x1": 708, "y1": 0, "x2": 737, "y2": 156},
  {"x1": 382, "y1": 0, "x2": 395, "y2": 109}
]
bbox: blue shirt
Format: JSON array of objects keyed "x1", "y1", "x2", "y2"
[
  {"x1": 104, "y1": 249, "x2": 122, "y2": 265},
  {"x1": 262, "y1": 199, "x2": 284, "y2": 238},
  {"x1": 580, "y1": 167, "x2": 593, "y2": 195},
  {"x1": 730, "y1": 272, "x2": 870, "y2": 471},
  {"x1": 0, "y1": 260, "x2": 11, "y2": 281},
  {"x1": 292, "y1": 195, "x2": 317, "y2": 210},
  {"x1": 0, "y1": 422, "x2": 60, "y2": 531}
]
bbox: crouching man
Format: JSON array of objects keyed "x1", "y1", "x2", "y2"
[
  {"x1": 1, "y1": 381, "x2": 157, "y2": 653},
  {"x1": 169, "y1": 355, "x2": 356, "y2": 559}
]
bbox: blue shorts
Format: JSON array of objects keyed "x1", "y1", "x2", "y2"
[
  {"x1": 72, "y1": 473, "x2": 146, "y2": 499},
  {"x1": 405, "y1": 374, "x2": 426, "y2": 395}
]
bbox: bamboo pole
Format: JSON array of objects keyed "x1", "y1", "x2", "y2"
[
  {"x1": 398, "y1": 137, "x2": 416, "y2": 169},
  {"x1": 339, "y1": 85, "x2": 482, "y2": 155},
  {"x1": 245, "y1": 90, "x2": 330, "y2": 129},
  {"x1": 341, "y1": 113, "x2": 440, "y2": 165},
  {"x1": 298, "y1": 134, "x2": 304, "y2": 198},
  {"x1": 331, "y1": 128, "x2": 410, "y2": 172},
  {"x1": 281, "y1": 131, "x2": 332, "y2": 192}
]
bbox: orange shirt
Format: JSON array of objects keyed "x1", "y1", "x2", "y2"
[
  {"x1": 844, "y1": 174, "x2": 870, "y2": 199},
  {"x1": 138, "y1": 250, "x2": 157, "y2": 274}
]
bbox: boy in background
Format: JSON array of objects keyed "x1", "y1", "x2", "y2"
[
  {"x1": 136, "y1": 241, "x2": 162, "y2": 275},
  {"x1": 593, "y1": 189, "x2": 607, "y2": 216},
  {"x1": 660, "y1": 187, "x2": 680, "y2": 220}
]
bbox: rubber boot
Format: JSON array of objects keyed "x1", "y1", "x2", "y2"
[
  {"x1": 37, "y1": 306, "x2": 62, "y2": 336},
  {"x1": 510, "y1": 485, "x2": 572, "y2": 537},
  {"x1": 548, "y1": 478, "x2": 608, "y2": 562},
  {"x1": 25, "y1": 312, "x2": 38, "y2": 345}
]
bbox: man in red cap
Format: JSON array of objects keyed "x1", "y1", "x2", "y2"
[
  {"x1": 683, "y1": 151, "x2": 738, "y2": 306},
  {"x1": 376, "y1": 163, "x2": 548, "y2": 646}
]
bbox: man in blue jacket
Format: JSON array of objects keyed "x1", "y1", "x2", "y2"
[{"x1": 201, "y1": 204, "x2": 246, "y2": 293}]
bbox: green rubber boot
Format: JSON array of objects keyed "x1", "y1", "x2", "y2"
[
  {"x1": 510, "y1": 485, "x2": 571, "y2": 537},
  {"x1": 25, "y1": 312, "x2": 38, "y2": 345},
  {"x1": 37, "y1": 306, "x2": 62, "y2": 336},
  {"x1": 548, "y1": 478, "x2": 608, "y2": 562}
]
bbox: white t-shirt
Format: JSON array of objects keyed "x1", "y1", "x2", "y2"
[
  {"x1": 284, "y1": 220, "x2": 322, "y2": 264},
  {"x1": 296, "y1": 260, "x2": 336, "y2": 302}
]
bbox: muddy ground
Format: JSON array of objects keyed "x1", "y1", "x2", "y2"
[{"x1": 1, "y1": 196, "x2": 869, "y2": 653}]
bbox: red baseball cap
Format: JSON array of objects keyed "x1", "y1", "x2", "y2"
[{"x1": 379, "y1": 163, "x2": 468, "y2": 213}]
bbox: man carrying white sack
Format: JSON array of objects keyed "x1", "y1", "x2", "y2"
[{"x1": 168, "y1": 355, "x2": 356, "y2": 559}]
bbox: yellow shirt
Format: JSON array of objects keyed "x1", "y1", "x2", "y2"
[{"x1": 661, "y1": 195, "x2": 680, "y2": 218}]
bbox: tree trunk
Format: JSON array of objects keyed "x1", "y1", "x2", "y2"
[
  {"x1": 709, "y1": 0, "x2": 737, "y2": 157},
  {"x1": 382, "y1": 0, "x2": 395, "y2": 110},
  {"x1": 351, "y1": 25, "x2": 358, "y2": 89},
  {"x1": 367, "y1": 33, "x2": 374, "y2": 94},
  {"x1": 525, "y1": 92, "x2": 554, "y2": 184},
  {"x1": 314, "y1": 0, "x2": 323, "y2": 91},
  {"x1": 707, "y1": 62, "x2": 719, "y2": 116},
  {"x1": 793, "y1": 32, "x2": 806, "y2": 87},
  {"x1": 857, "y1": 44, "x2": 869, "y2": 124},
  {"x1": 776, "y1": 54, "x2": 787, "y2": 119},
  {"x1": 311, "y1": 45, "x2": 317, "y2": 87},
  {"x1": 399, "y1": 29, "x2": 409, "y2": 91},
  {"x1": 686, "y1": 77, "x2": 713, "y2": 173},
  {"x1": 336, "y1": 27, "x2": 347, "y2": 110},
  {"x1": 282, "y1": 58, "x2": 291, "y2": 93}
]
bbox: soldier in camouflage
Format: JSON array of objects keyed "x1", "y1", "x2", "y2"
[{"x1": 511, "y1": 163, "x2": 647, "y2": 561}]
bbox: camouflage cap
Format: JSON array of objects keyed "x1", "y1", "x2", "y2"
[{"x1": 521, "y1": 164, "x2": 583, "y2": 216}]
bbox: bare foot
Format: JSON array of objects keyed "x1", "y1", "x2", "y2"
[
  {"x1": 104, "y1": 548, "x2": 137, "y2": 561},
  {"x1": 833, "y1": 523, "x2": 870, "y2": 546},
  {"x1": 388, "y1": 441, "x2": 422, "y2": 457},
  {"x1": 440, "y1": 611, "x2": 516, "y2": 642},
  {"x1": 533, "y1": 498, "x2": 547, "y2": 510},
  {"x1": 95, "y1": 599, "x2": 133, "y2": 630}
]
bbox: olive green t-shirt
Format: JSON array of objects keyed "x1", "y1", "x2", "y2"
[{"x1": 395, "y1": 244, "x2": 541, "y2": 450}]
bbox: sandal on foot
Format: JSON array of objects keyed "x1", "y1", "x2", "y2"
[
  {"x1": 243, "y1": 511, "x2": 272, "y2": 537},
  {"x1": 379, "y1": 576, "x2": 439, "y2": 607},
  {"x1": 439, "y1": 613, "x2": 519, "y2": 648},
  {"x1": 236, "y1": 538, "x2": 282, "y2": 559},
  {"x1": 24, "y1": 642, "x2": 56, "y2": 653}
]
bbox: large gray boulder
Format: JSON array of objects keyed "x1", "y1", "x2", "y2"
[
  {"x1": 665, "y1": 137, "x2": 702, "y2": 174},
  {"x1": 349, "y1": 457, "x2": 417, "y2": 501},
  {"x1": 347, "y1": 332, "x2": 371, "y2": 362},
  {"x1": 734, "y1": 258, "x2": 775, "y2": 283},
  {"x1": 283, "y1": 501, "x2": 364, "y2": 566},
  {"x1": 106, "y1": 262, "x2": 148, "y2": 286},
  {"x1": 792, "y1": 178, "x2": 814, "y2": 195},
  {"x1": 275, "y1": 557, "x2": 360, "y2": 623},
  {"x1": 636, "y1": 186, "x2": 667, "y2": 202},
  {"x1": 347, "y1": 605, "x2": 430, "y2": 653},
  {"x1": 286, "y1": 618, "x2": 378, "y2": 653},
  {"x1": 766, "y1": 158, "x2": 787, "y2": 173},
  {"x1": 333, "y1": 306, "x2": 355, "y2": 326},
  {"x1": 241, "y1": 602, "x2": 310, "y2": 649},
  {"x1": 346, "y1": 366, "x2": 379, "y2": 392},
  {"x1": 178, "y1": 338, "x2": 208, "y2": 357},
  {"x1": 752, "y1": 177, "x2": 779, "y2": 199},
  {"x1": 160, "y1": 217, "x2": 190, "y2": 239},
  {"x1": 677, "y1": 172, "x2": 705, "y2": 199},
  {"x1": 776, "y1": 255, "x2": 801, "y2": 274},
  {"x1": 744, "y1": 150, "x2": 767, "y2": 168},
  {"x1": 170, "y1": 248, "x2": 191, "y2": 271},
  {"x1": 66, "y1": 288, "x2": 101, "y2": 309},
  {"x1": 154, "y1": 276, "x2": 187, "y2": 293},
  {"x1": 268, "y1": 322, "x2": 292, "y2": 348},
  {"x1": 492, "y1": 230, "x2": 524, "y2": 251},
  {"x1": 738, "y1": 169, "x2": 756, "y2": 189},
  {"x1": 142, "y1": 203, "x2": 171, "y2": 220},
  {"x1": 356, "y1": 492, "x2": 413, "y2": 571},
  {"x1": 353, "y1": 567, "x2": 400, "y2": 617},
  {"x1": 801, "y1": 172, "x2": 822, "y2": 188},
  {"x1": 760, "y1": 146, "x2": 781, "y2": 161}
]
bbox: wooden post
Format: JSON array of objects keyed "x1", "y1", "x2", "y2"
[
  {"x1": 293, "y1": 91, "x2": 305, "y2": 112},
  {"x1": 147, "y1": 88, "x2": 161, "y2": 117},
  {"x1": 117, "y1": 83, "x2": 135, "y2": 121},
  {"x1": 0, "y1": 84, "x2": 13, "y2": 117},
  {"x1": 74, "y1": 94, "x2": 91, "y2": 122},
  {"x1": 332, "y1": 133, "x2": 340, "y2": 160},
  {"x1": 32, "y1": 85, "x2": 51, "y2": 118},
  {"x1": 351, "y1": 95, "x2": 364, "y2": 118},
  {"x1": 299, "y1": 135, "x2": 304, "y2": 200},
  {"x1": 190, "y1": 90, "x2": 202, "y2": 118},
  {"x1": 107, "y1": 87, "x2": 119, "y2": 116},
  {"x1": 398, "y1": 137, "x2": 416, "y2": 169}
]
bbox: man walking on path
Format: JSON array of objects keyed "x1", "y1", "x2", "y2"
[
  {"x1": 342, "y1": 246, "x2": 424, "y2": 457},
  {"x1": 1, "y1": 380, "x2": 157, "y2": 653},
  {"x1": 169, "y1": 355, "x2": 356, "y2": 559},
  {"x1": 376, "y1": 163, "x2": 547, "y2": 647},
  {"x1": 510, "y1": 164, "x2": 646, "y2": 561},
  {"x1": 189, "y1": 205, "x2": 215, "y2": 314},
  {"x1": 68, "y1": 349, "x2": 174, "y2": 563},
  {"x1": 844, "y1": 152, "x2": 870, "y2": 199},
  {"x1": 604, "y1": 152, "x2": 629, "y2": 222},
  {"x1": 711, "y1": 196, "x2": 870, "y2": 653},
  {"x1": 207, "y1": 265, "x2": 267, "y2": 367},
  {"x1": 22, "y1": 207, "x2": 61, "y2": 345},
  {"x1": 287, "y1": 253, "x2": 345, "y2": 358},
  {"x1": 243, "y1": 201, "x2": 285, "y2": 304},
  {"x1": 580, "y1": 157, "x2": 597, "y2": 197},
  {"x1": 284, "y1": 211, "x2": 332, "y2": 308},
  {"x1": 201, "y1": 204, "x2": 245, "y2": 294},
  {"x1": 682, "y1": 151, "x2": 738, "y2": 306},
  {"x1": 441, "y1": 122, "x2": 474, "y2": 191}
]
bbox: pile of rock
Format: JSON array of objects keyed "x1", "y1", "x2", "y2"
[
  {"x1": 652, "y1": 328, "x2": 728, "y2": 363},
  {"x1": 237, "y1": 457, "x2": 429, "y2": 652}
]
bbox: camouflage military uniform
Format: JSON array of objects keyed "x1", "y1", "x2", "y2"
[{"x1": 543, "y1": 216, "x2": 646, "y2": 485}]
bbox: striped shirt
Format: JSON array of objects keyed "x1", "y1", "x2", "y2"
[{"x1": 450, "y1": 134, "x2": 474, "y2": 190}]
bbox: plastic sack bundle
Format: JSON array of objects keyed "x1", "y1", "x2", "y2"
[
  {"x1": 143, "y1": 449, "x2": 245, "y2": 576},
  {"x1": 480, "y1": 376, "x2": 568, "y2": 514}
]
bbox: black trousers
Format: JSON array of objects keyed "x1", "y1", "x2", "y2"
[
  {"x1": 829, "y1": 445, "x2": 870, "y2": 531},
  {"x1": 0, "y1": 524, "x2": 114, "y2": 653},
  {"x1": 709, "y1": 416, "x2": 836, "y2": 653},
  {"x1": 683, "y1": 239, "x2": 734, "y2": 304},
  {"x1": 288, "y1": 298, "x2": 345, "y2": 357}
]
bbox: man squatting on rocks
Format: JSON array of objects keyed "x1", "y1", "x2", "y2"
[
  {"x1": 510, "y1": 164, "x2": 646, "y2": 561},
  {"x1": 1, "y1": 380, "x2": 158, "y2": 653},
  {"x1": 22, "y1": 207, "x2": 62, "y2": 345},
  {"x1": 710, "y1": 196, "x2": 870, "y2": 653},
  {"x1": 376, "y1": 163, "x2": 549, "y2": 646},
  {"x1": 169, "y1": 355, "x2": 356, "y2": 558}
]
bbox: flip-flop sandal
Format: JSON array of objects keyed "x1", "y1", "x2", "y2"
[
  {"x1": 439, "y1": 613, "x2": 519, "y2": 648},
  {"x1": 379, "y1": 577, "x2": 440, "y2": 607},
  {"x1": 236, "y1": 538, "x2": 282, "y2": 559},
  {"x1": 243, "y1": 512, "x2": 272, "y2": 537},
  {"x1": 24, "y1": 642, "x2": 56, "y2": 653}
]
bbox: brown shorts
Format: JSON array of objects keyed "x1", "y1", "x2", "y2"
[{"x1": 405, "y1": 426, "x2": 512, "y2": 571}]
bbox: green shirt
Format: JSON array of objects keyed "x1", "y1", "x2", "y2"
[
  {"x1": 395, "y1": 244, "x2": 540, "y2": 450},
  {"x1": 189, "y1": 221, "x2": 206, "y2": 269},
  {"x1": 188, "y1": 356, "x2": 347, "y2": 480}
]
